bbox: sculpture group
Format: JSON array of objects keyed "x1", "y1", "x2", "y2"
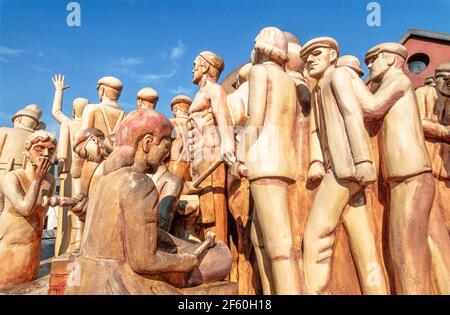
[{"x1": 0, "y1": 26, "x2": 449, "y2": 295}]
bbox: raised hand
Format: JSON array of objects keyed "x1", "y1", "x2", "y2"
[
  {"x1": 33, "y1": 157, "x2": 51, "y2": 183},
  {"x1": 52, "y1": 74, "x2": 70, "y2": 91}
]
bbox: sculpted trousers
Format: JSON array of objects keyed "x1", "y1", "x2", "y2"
[
  {"x1": 389, "y1": 172, "x2": 435, "y2": 294},
  {"x1": 0, "y1": 170, "x2": 5, "y2": 215},
  {"x1": 250, "y1": 178, "x2": 302, "y2": 295},
  {"x1": 303, "y1": 170, "x2": 388, "y2": 294}
]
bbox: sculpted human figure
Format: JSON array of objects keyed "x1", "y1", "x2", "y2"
[
  {"x1": 0, "y1": 104, "x2": 41, "y2": 215},
  {"x1": 300, "y1": 37, "x2": 388, "y2": 294},
  {"x1": 351, "y1": 43, "x2": 450, "y2": 294},
  {"x1": 241, "y1": 27, "x2": 301, "y2": 294},
  {"x1": 416, "y1": 64, "x2": 450, "y2": 235},
  {"x1": 225, "y1": 62, "x2": 260, "y2": 295},
  {"x1": 0, "y1": 131, "x2": 86, "y2": 288},
  {"x1": 415, "y1": 62, "x2": 450, "y2": 293},
  {"x1": 137, "y1": 87, "x2": 159, "y2": 110},
  {"x1": 81, "y1": 76, "x2": 126, "y2": 137},
  {"x1": 65, "y1": 110, "x2": 233, "y2": 295},
  {"x1": 168, "y1": 95, "x2": 192, "y2": 181},
  {"x1": 51, "y1": 74, "x2": 89, "y2": 255},
  {"x1": 187, "y1": 51, "x2": 234, "y2": 243},
  {"x1": 73, "y1": 128, "x2": 111, "y2": 197}
]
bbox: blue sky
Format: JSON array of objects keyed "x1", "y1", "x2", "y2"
[{"x1": 1, "y1": 0, "x2": 449, "y2": 135}]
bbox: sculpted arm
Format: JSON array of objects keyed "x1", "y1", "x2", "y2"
[
  {"x1": 51, "y1": 75, "x2": 70, "y2": 124},
  {"x1": 245, "y1": 65, "x2": 268, "y2": 155},
  {"x1": 416, "y1": 89, "x2": 450, "y2": 143},
  {"x1": 331, "y1": 69, "x2": 373, "y2": 164},
  {"x1": 0, "y1": 128, "x2": 6, "y2": 158},
  {"x1": 57, "y1": 121, "x2": 70, "y2": 163},
  {"x1": 209, "y1": 84, "x2": 235, "y2": 161},
  {"x1": 352, "y1": 75, "x2": 406, "y2": 119},
  {"x1": 2, "y1": 172, "x2": 42, "y2": 217},
  {"x1": 121, "y1": 175, "x2": 197, "y2": 274},
  {"x1": 81, "y1": 105, "x2": 96, "y2": 131}
]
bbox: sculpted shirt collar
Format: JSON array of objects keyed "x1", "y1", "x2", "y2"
[{"x1": 316, "y1": 66, "x2": 336, "y2": 91}]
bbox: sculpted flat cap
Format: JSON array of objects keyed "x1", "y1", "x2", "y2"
[
  {"x1": 300, "y1": 37, "x2": 339, "y2": 61},
  {"x1": 199, "y1": 51, "x2": 225, "y2": 73},
  {"x1": 337, "y1": 55, "x2": 364, "y2": 77},
  {"x1": 97, "y1": 76, "x2": 123, "y2": 91},
  {"x1": 137, "y1": 87, "x2": 159, "y2": 102},
  {"x1": 170, "y1": 95, "x2": 192, "y2": 112},
  {"x1": 435, "y1": 62, "x2": 450, "y2": 76},
  {"x1": 364, "y1": 42, "x2": 408, "y2": 65},
  {"x1": 12, "y1": 104, "x2": 42, "y2": 123}
]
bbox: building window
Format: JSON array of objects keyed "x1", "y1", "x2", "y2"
[{"x1": 407, "y1": 53, "x2": 430, "y2": 74}]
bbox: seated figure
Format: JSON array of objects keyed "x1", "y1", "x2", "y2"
[
  {"x1": 65, "y1": 109, "x2": 234, "y2": 295},
  {"x1": 0, "y1": 131, "x2": 86, "y2": 289}
]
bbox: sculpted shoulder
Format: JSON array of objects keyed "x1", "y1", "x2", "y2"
[{"x1": 126, "y1": 170, "x2": 157, "y2": 194}]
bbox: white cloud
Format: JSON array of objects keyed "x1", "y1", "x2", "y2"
[
  {"x1": 0, "y1": 45, "x2": 26, "y2": 62},
  {"x1": 119, "y1": 57, "x2": 144, "y2": 67},
  {"x1": 32, "y1": 65, "x2": 52, "y2": 73},
  {"x1": 170, "y1": 41, "x2": 186, "y2": 60},
  {"x1": 167, "y1": 85, "x2": 195, "y2": 95},
  {"x1": 132, "y1": 70, "x2": 176, "y2": 83}
]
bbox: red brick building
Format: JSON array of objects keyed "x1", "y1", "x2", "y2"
[{"x1": 400, "y1": 29, "x2": 450, "y2": 89}]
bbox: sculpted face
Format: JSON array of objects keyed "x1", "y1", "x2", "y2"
[
  {"x1": 306, "y1": 47, "x2": 336, "y2": 79},
  {"x1": 435, "y1": 72, "x2": 450, "y2": 97},
  {"x1": 146, "y1": 135, "x2": 172, "y2": 173},
  {"x1": 27, "y1": 140, "x2": 56, "y2": 167},
  {"x1": 192, "y1": 57, "x2": 204, "y2": 84},
  {"x1": 76, "y1": 134, "x2": 108, "y2": 163},
  {"x1": 367, "y1": 53, "x2": 390, "y2": 83}
]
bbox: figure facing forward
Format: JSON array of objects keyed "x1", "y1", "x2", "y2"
[
  {"x1": 0, "y1": 105, "x2": 41, "y2": 215},
  {"x1": 0, "y1": 131, "x2": 86, "y2": 288},
  {"x1": 300, "y1": 37, "x2": 388, "y2": 295}
]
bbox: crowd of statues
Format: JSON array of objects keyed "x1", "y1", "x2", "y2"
[{"x1": 0, "y1": 26, "x2": 448, "y2": 295}]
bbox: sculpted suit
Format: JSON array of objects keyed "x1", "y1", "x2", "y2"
[{"x1": 301, "y1": 38, "x2": 387, "y2": 295}]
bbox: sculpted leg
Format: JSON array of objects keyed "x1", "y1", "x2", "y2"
[
  {"x1": 303, "y1": 171, "x2": 357, "y2": 295},
  {"x1": 250, "y1": 179, "x2": 301, "y2": 294},
  {"x1": 250, "y1": 206, "x2": 274, "y2": 295},
  {"x1": 427, "y1": 193, "x2": 450, "y2": 294},
  {"x1": 0, "y1": 170, "x2": 5, "y2": 214},
  {"x1": 342, "y1": 194, "x2": 389, "y2": 294},
  {"x1": 389, "y1": 173, "x2": 434, "y2": 294}
]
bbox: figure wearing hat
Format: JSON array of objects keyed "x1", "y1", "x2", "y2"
[
  {"x1": 50, "y1": 74, "x2": 90, "y2": 255},
  {"x1": 81, "y1": 76, "x2": 126, "y2": 137},
  {"x1": 137, "y1": 87, "x2": 159, "y2": 111},
  {"x1": 72, "y1": 76, "x2": 126, "y2": 250},
  {"x1": 187, "y1": 51, "x2": 234, "y2": 245},
  {"x1": 415, "y1": 62, "x2": 450, "y2": 294},
  {"x1": 337, "y1": 55, "x2": 365, "y2": 78},
  {"x1": 301, "y1": 37, "x2": 388, "y2": 295},
  {"x1": 352, "y1": 44, "x2": 450, "y2": 294},
  {"x1": 168, "y1": 95, "x2": 192, "y2": 181},
  {"x1": 0, "y1": 104, "x2": 42, "y2": 214}
]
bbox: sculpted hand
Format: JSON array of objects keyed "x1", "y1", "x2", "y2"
[
  {"x1": 52, "y1": 74, "x2": 70, "y2": 91},
  {"x1": 307, "y1": 161, "x2": 325, "y2": 184},
  {"x1": 33, "y1": 157, "x2": 51, "y2": 183},
  {"x1": 355, "y1": 161, "x2": 377, "y2": 186},
  {"x1": 71, "y1": 193, "x2": 88, "y2": 221}
]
